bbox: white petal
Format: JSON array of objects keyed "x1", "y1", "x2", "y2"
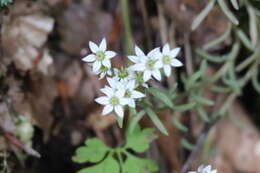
[
  {"x1": 128, "y1": 99, "x2": 135, "y2": 108},
  {"x1": 95, "y1": 96, "x2": 109, "y2": 105},
  {"x1": 128, "y1": 56, "x2": 139, "y2": 63},
  {"x1": 116, "y1": 82, "x2": 125, "y2": 90},
  {"x1": 143, "y1": 70, "x2": 152, "y2": 82},
  {"x1": 142, "y1": 83, "x2": 149, "y2": 88},
  {"x1": 170, "y1": 47, "x2": 181, "y2": 57},
  {"x1": 128, "y1": 80, "x2": 135, "y2": 89},
  {"x1": 107, "y1": 70, "x2": 112, "y2": 76},
  {"x1": 115, "y1": 89, "x2": 125, "y2": 98},
  {"x1": 204, "y1": 165, "x2": 211, "y2": 171},
  {"x1": 89, "y1": 41, "x2": 99, "y2": 53},
  {"x1": 99, "y1": 72, "x2": 106, "y2": 79},
  {"x1": 155, "y1": 60, "x2": 163, "y2": 68},
  {"x1": 162, "y1": 43, "x2": 170, "y2": 54},
  {"x1": 211, "y1": 170, "x2": 217, "y2": 173},
  {"x1": 171, "y1": 59, "x2": 183, "y2": 67},
  {"x1": 120, "y1": 98, "x2": 129, "y2": 105},
  {"x1": 135, "y1": 46, "x2": 145, "y2": 56},
  {"x1": 115, "y1": 105, "x2": 124, "y2": 117},
  {"x1": 147, "y1": 47, "x2": 160, "y2": 58},
  {"x1": 198, "y1": 165, "x2": 205, "y2": 172},
  {"x1": 139, "y1": 55, "x2": 148, "y2": 63},
  {"x1": 131, "y1": 90, "x2": 145, "y2": 98},
  {"x1": 129, "y1": 64, "x2": 145, "y2": 71},
  {"x1": 102, "y1": 105, "x2": 113, "y2": 115},
  {"x1": 152, "y1": 69, "x2": 161, "y2": 81},
  {"x1": 102, "y1": 59, "x2": 111, "y2": 68},
  {"x1": 99, "y1": 38, "x2": 107, "y2": 51},
  {"x1": 105, "y1": 51, "x2": 116, "y2": 59},
  {"x1": 107, "y1": 77, "x2": 116, "y2": 88},
  {"x1": 92, "y1": 61, "x2": 101, "y2": 72},
  {"x1": 100, "y1": 87, "x2": 114, "y2": 97},
  {"x1": 164, "y1": 65, "x2": 171, "y2": 77},
  {"x1": 82, "y1": 54, "x2": 95, "y2": 62}
]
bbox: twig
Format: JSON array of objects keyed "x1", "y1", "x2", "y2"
[
  {"x1": 184, "y1": 33, "x2": 193, "y2": 76},
  {"x1": 157, "y1": 1, "x2": 168, "y2": 44},
  {"x1": 4, "y1": 133, "x2": 41, "y2": 158}
]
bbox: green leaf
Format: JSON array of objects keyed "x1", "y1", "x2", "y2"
[
  {"x1": 124, "y1": 156, "x2": 158, "y2": 173},
  {"x1": 128, "y1": 110, "x2": 146, "y2": 133},
  {"x1": 247, "y1": 5, "x2": 258, "y2": 48},
  {"x1": 203, "y1": 22, "x2": 232, "y2": 50},
  {"x1": 171, "y1": 116, "x2": 188, "y2": 132},
  {"x1": 196, "y1": 107, "x2": 210, "y2": 122},
  {"x1": 226, "y1": 67, "x2": 241, "y2": 94},
  {"x1": 146, "y1": 108, "x2": 169, "y2": 135},
  {"x1": 147, "y1": 88, "x2": 174, "y2": 109},
  {"x1": 126, "y1": 127, "x2": 156, "y2": 153},
  {"x1": 191, "y1": 0, "x2": 216, "y2": 30},
  {"x1": 196, "y1": 49, "x2": 228, "y2": 63},
  {"x1": 73, "y1": 138, "x2": 110, "y2": 163},
  {"x1": 186, "y1": 60, "x2": 207, "y2": 89},
  {"x1": 217, "y1": 0, "x2": 239, "y2": 25},
  {"x1": 168, "y1": 83, "x2": 178, "y2": 99},
  {"x1": 192, "y1": 95, "x2": 214, "y2": 106},
  {"x1": 230, "y1": 0, "x2": 239, "y2": 10},
  {"x1": 78, "y1": 156, "x2": 120, "y2": 173},
  {"x1": 252, "y1": 69, "x2": 260, "y2": 93},
  {"x1": 236, "y1": 29, "x2": 254, "y2": 51},
  {"x1": 211, "y1": 85, "x2": 231, "y2": 93},
  {"x1": 181, "y1": 138, "x2": 195, "y2": 151},
  {"x1": 173, "y1": 103, "x2": 196, "y2": 112}
]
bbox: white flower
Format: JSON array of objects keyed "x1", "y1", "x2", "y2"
[
  {"x1": 129, "y1": 46, "x2": 163, "y2": 82},
  {"x1": 94, "y1": 66, "x2": 112, "y2": 79},
  {"x1": 114, "y1": 68, "x2": 135, "y2": 83},
  {"x1": 106, "y1": 77, "x2": 125, "y2": 91},
  {"x1": 124, "y1": 80, "x2": 145, "y2": 107},
  {"x1": 95, "y1": 86, "x2": 128, "y2": 117},
  {"x1": 160, "y1": 43, "x2": 183, "y2": 77},
  {"x1": 114, "y1": 68, "x2": 148, "y2": 88},
  {"x1": 127, "y1": 46, "x2": 145, "y2": 64},
  {"x1": 82, "y1": 38, "x2": 116, "y2": 73},
  {"x1": 188, "y1": 165, "x2": 217, "y2": 173}
]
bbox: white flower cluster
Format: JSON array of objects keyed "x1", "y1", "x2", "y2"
[
  {"x1": 82, "y1": 38, "x2": 183, "y2": 118},
  {"x1": 189, "y1": 165, "x2": 217, "y2": 173}
]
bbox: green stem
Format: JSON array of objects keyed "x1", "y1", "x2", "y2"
[
  {"x1": 121, "y1": 0, "x2": 134, "y2": 54},
  {"x1": 116, "y1": 150, "x2": 125, "y2": 173}
]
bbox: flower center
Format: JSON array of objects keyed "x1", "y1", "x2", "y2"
[
  {"x1": 162, "y1": 55, "x2": 171, "y2": 64},
  {"x1": 99, "y1": 66, "x2": 108, "y2": 73},
  {"x1": 118, "y1": 68, "x2": 128, "y2": 79},
  {"x1": 110, "y1": 96, "x2": 119, "y2": 106},
  {"x1": 135, "y1": 73, "x2": 144, "y2": 85},
  {"x1": 96, "y1": 51, "x2": 105, "y2": 61},
  {"x1": 145, "y1": 59, "x2": 156, "y2": 70},
  {"x1": 125, "y1": 89, "x2": 131, "y2": 98}
]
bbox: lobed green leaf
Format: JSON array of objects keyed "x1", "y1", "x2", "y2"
[
  {"x1": 124, "y1": 156, "x2": 158, "y2": 173},
  {"x1": 78, "y1": 156, "x2": 120, "y2": 173},
  {"x1": 73, "y1": 138, "x2": 110, "y2": 163},
  {"x1": 126, "y1": 126, "x2": 156, "y2": 152}
]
